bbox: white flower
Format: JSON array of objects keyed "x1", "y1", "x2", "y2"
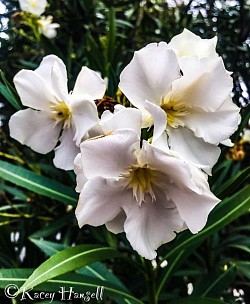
[
  {"x1": 119, "y1": 42, "x2": 241, "y2": 174},
  {"x1": 9, "y1": 55, "x2": 106, "y2": 170},
  {"x1": 19, "y1": 0, "x2": 47, "y2": 16},
  {"x1": 38, "y1": 16, "x2": 60, "y2": 39},
  {"x1": 100, "y1": 104, "x2": 142, "y2": 135},
  {"x1": 168, "y1": 28, "x2": 218, "y2": 59},
  {"x1": 75, "y1": 129, "x2": 220, "y2": 259}
]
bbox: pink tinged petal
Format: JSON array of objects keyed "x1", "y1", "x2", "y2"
[
  {"x1": 9, "y1": 108, "x2": 60, "y2": 153},
  {"x1": 76, "y1": 177, "x2": 130, "y2": 228},
  {"x1": 72, "y1": 67, "x2": 106, "y2": 100},
  {"x1": 53, "y1": 127, "x2": 80, "y2": 170},
  {"x1": 123, "y1": 189, "x2": 184, "y2": 260},
  {"x1": 100, "y1": 106, "x2": 142, "y2": 135},
  {"x1": 182, "y1": 97, "x2": 241, "y2": 145},
  {"x1": 119, "y1": 43, "x2": 181, "y2": 109},
  {"x1": 168, "y1": 28, "x2": 218, "y2": 59},
  {"x1": 71, "y1": 98, "x2": 99, "y2": 145},
  {"x1": 143, "y1": 141, "x2": 200, "y2": 192},
  {"x1": 171, "y1": 56, "x2": 233, "y2": 112},
  {"x1": 168, "y1": 127, "x2": 221, "y2": 175},
  {"x1": 74, "y1": 153, "x2": 87, "y2": 193},
  {"x1": 168, "y1": 168, "x2": 220, "y2": 234},
  {"x1": 106, "y1": 210, "x2": 126, "y2": 234},
  {"x1": 80, "y1": 129, "x2": 139, "y2": 179},
  {"x1": 14, "y1": 70, "x2": 55, "y2": 110}
]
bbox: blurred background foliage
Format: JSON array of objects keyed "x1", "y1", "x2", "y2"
[{"x1": 0, "y1": 0, "x2": 249, "y2": 303}]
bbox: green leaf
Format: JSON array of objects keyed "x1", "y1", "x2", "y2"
[
  {"x1": 17, "y1": 245, "x2": 121, "y2": 294},
  {"x1": 29, "y1": 239, "x2": 67, "y2": 256},
  {"x1": 215, "y1": 166, "x2": 250, "y2": 198},
  {"x1": 0, "y1": 160, "x2": 77, "y2": 206},
  {"x1": 234, "y1": 261, "x2": 250, "y2": 280},
  {"x1": 192, "y1": 265, "x2": 237, "y2": 297},
  {"x1": 168, "y1": 297, "x2": 227, "y2": 304},
  {"x1": 29, "y1": 214, "x2": 73, "y2": 239},
  {"x1": 0, "y1": 71, "x2": 21, "y2": 110},
  {"x1": 29, "y1": 237, "x2": 133, "y2": 304},
  {"x1": 156, "y1": 185, "x2": 250, "y2": 299}
]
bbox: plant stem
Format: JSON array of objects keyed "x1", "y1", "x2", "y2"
[{"x1": 144, "y1": 259, "x2": 157, "y2": 304}]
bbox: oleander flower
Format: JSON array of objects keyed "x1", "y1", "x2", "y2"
[
  {"x1": 9, "y1": 55, "x2": 106, "y2": 170},
  {"x1": 168, "y1": 28, "x2": 218, "y2": 59},
  {"x1": 38, "y1": 16, "x2": 60, "y2": 39},
  {"x1": 18, "y1": 0, "x2": 47, "y2": 16},
  {"x1": 119, "y1": 41, "x2": 241, "y2": 174},
  {"x1": 75, "y1": 128, "x2": 220, "y2": 259}
]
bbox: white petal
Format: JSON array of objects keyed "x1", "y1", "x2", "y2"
[
  {"x1": 182, "y1": 97, "x2": 241, "y2": 144},
  {"x1": 74, "y1": 153, "x2": 87, "y2": 193},
  {"x1": 144, "y1": 101, "x2": 166, "y2": 142},
  {"x1": 168, "y1": 127, "x2": 221, "y2": 175},
  {"x1": 220, "y1": 139, "x2": 234, "y2": 147},
  {"x1": 119, "y1": 43, "x2": 180, "y2": 109},
  {"x1": 76, "y1": 177, "x2": 130, "y2": 228},
  {"x1": 50, "y1": 61, "x2": 70, "y2": 102},
  {"x1": 170, "y1": 56, "x2": 233, "y2": 112},
  {"x1": 168, "y1": 168, "x2": 220, "y2": 234},
  {"x1": 71, "y1": 98, "x2": 99, "y2": 145},
  {"x1": 143, "y1": 141, "x2": 200, "y2": 192},
  {"x1": 106, "y1": 211, "x2": 126, "y2": 234},
  {"x1": 72, "y1": 67, "x2": 106, "y2": 100},
  {"x1": 14, "y1": 70, "x2": 55, "y2": 110},
  {"x1": 168, "y1": 28, "x2": 218, "y2": 59},
  {"x1": 9, "y1": 109, "x2": 60, "y2": 153},
  {"x1": 19, "y1": 0, "x2": 47, "y2": 16},
  {"x1": 35, "y1": 55, "x2": 67, "y2": 87},
  {"x1": 53, "y1": 127, "x2": 80, "y2": 170},
  {"x1": 100, "y1": 105, "x2": 142, "y2": 135},
  {"x1": 123, "y1": 188, "x2": 183, "y2": 260},
  {"x1": 80, "y1": 129, "x2": 139, "y2": 179}
]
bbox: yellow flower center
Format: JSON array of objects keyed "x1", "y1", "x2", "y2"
[
  {"x1": 161, "y1": 98, "x2": 189, "y2": 128},
  {"x1": 123, "y1": 166, "x2": 158, "y2": 205},
  {"x1": 50, "y1": 102, "x2": 72, "y2": 128}
]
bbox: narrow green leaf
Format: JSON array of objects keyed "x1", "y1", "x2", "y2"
[
  {"x1": 29, "y1": 237, "x2": 132, "y2": 304},
  {"x1": 215, "y1": 166, "x2": 250, "y2": 198},
  {"x1": 191, "y1": 266, "x2": 237, "y2": 297},
  {"x1": 29, "y1": 239, "x2": 67, "y2": 256},
  {"x1": 234, "y1": 261, "x2": 250, "y2": 280},
  {"x1": 228, "y1": 244, "x2": 250, "y2": 254},
  {"x1": 168, "y1": 297, "x2": 227, "y2": 304},
  {"x1": 18, "y1": 245, "x2": 121, "y2": 294},
  {"x1": 29, "y1": 214, "x2": 73, "y2": 239},
  {"x1": 0, "y1": 71, "x2": 22, "y2": 110},
  {"x1": 0, "y1": 160, "x2": 77, "y2": 206}
]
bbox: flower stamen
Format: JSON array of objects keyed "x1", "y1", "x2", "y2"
[
  {"x1": 50, "y1": 101, "x2": 72, "y2": 128},
  {"x1": 123, "y1": 165, "x2": 158, "y2": 206},
  {"x1": 161, "y1": 98, "x2": 189, "y2": 128}
]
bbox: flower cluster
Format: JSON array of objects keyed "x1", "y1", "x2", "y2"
[
  {"x1": 18, "y1": 0, "x2": 59, "y2": 38},
  {"x1": 9, "y1": 29, "x2": 241, "y2": 259}
]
